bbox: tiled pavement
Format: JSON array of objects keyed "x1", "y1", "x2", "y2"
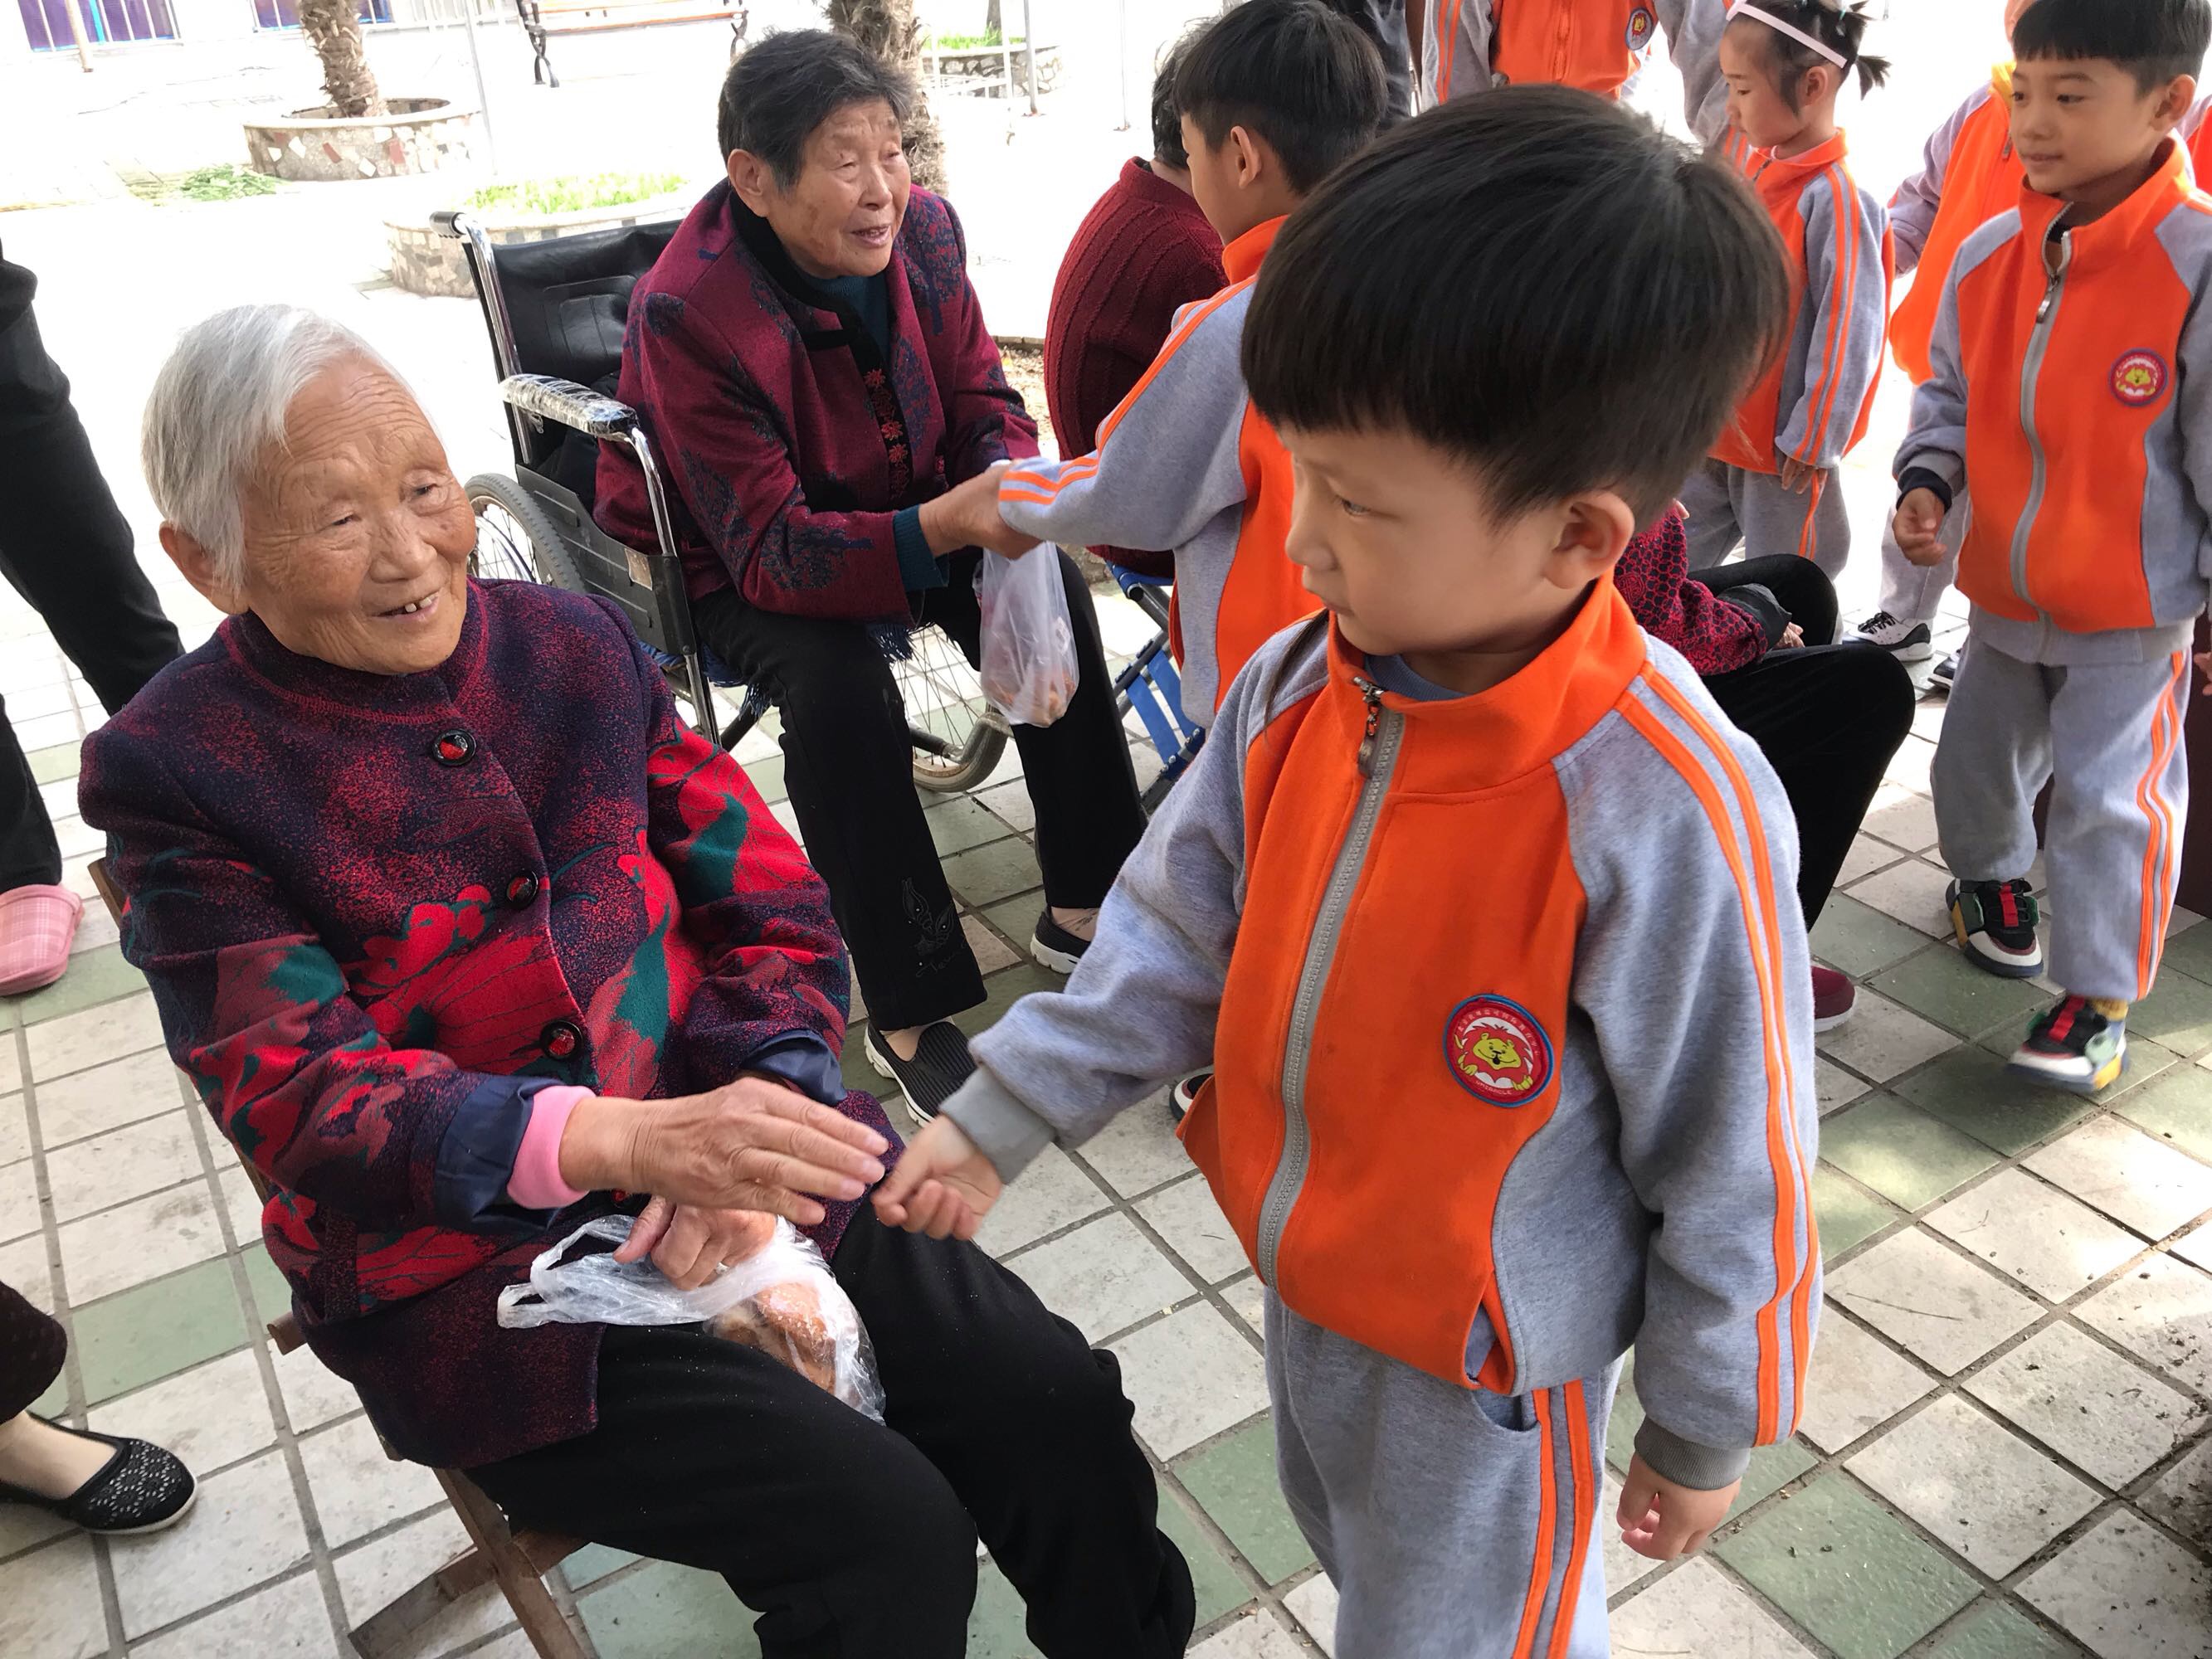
[{"x1": 6, "y1": 577, "x2": 2212, "y2": 1659}]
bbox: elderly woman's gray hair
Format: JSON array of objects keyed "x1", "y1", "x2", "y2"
[
  {"x1": 716, "y1": 29, "x2": 914, "y2": 183},
  {"x1": 142, "y1": 304, "x2": 402, "y2": 586}
]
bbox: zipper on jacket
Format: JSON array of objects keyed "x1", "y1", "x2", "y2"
[
  {"x1": 1255, "y1": 676, "x2": 1403, "y2": 1289},
  {"x1": 2010, "y1": 226, "x2": 2072, "y2": 621}
]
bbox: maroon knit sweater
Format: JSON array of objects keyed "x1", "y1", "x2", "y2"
[{"x1": 1044, "y1": 158, "x2": 1226, "y2": 578}]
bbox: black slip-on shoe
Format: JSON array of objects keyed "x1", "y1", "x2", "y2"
[{"x1": 865, "y1": 1020, "x2": 976, "y2": 1125}]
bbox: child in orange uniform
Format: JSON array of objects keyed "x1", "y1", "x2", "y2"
[
  {"x1": 1680, "y1": 0, "x2": 1892, "y2": 586},
  {"x1": 1896, "y1": 0, "x2": 2212, "y2": 1091},
  {"x1": 879, "y1": 90, "x2": 1815, "y2": 1659}
]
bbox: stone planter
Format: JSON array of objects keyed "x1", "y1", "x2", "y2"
[
  {"x1": 925, "y1": 43, "x2": 1062, "y2": 97},
  {"x1": 245, "y1": 97, "x2": 475, "y2": 183},
  {"x1": 386, "y1": 192, "x2": 692, "y2": 299}
]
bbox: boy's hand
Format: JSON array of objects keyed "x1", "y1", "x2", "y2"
[
  {"x1": 872, "y1": 1117, "x2": 1003, "y2": 1240},
  {"x1": 2197, "y1": 650, "x2": 2212, "y2": 697},
  {"x1": 1616, "y1": 1453, "x2": 1738, "y2": 1560},
  {"x1": 1776, "y1": 453, "x2": 1825, "y2": 495},
  {"x1": 1893, "y1": 488, "x2": 1948, "y2": 565}
]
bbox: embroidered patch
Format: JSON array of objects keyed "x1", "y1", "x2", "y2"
[
  {"x1": 1625, "y1": 6, "x2": 1656, "y2": 50},
  {"x1": 2112, "y1": 349, "x2": 2171, "y2": 407},
  {"x1": 1444, "y1": 995, "x2": 1554, "y2": 1105}
]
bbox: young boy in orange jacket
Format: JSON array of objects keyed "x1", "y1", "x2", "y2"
[
  {"x1": 878, "y1": 90, "x2": 1815, "y2": 1658},
  {"x1": 1860, "y1": 7, "x2": 2212, "y2": 685},
  {"x1": 1681, "y1": 0, "x2": 1893, "y2": 582},
  {"x1": 1895, "y1": 0, "x2": 2212, "y2": 1092},
  {"x1": 991, "y1": 0, "x2": 1388, "y2": 723}
]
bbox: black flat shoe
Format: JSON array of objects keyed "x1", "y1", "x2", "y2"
[
  {"x1": 0, "y1": 1419, "x2": 197, "y2": 1535},
  {"x1": 865, "y1": 1020, "x2": 976, "y2": 1125},
  {"x1": 1030, "y1": 909, "x2": 1093, "y2": 975}
]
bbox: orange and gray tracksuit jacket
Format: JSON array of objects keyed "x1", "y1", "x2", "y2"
[
  {"x1": 1897, "y1": 138, "x2": 2212, "y2": 664},
  {"x1": 943, "y1": 587, "x2": 1820, "y2": 1498},
  {"x1": 1712, "y1": 128, "x2": 1893, "y2": 480},
  {"x1": 1420, "y1": 0, "x2": 1730, "y2": 138},
  {"x1": 997, "y1": 217, "x2": 1299, "y2": 722},
  {"x1": 1893, "y1": 74, "x2": 2212, "y2": 386}
]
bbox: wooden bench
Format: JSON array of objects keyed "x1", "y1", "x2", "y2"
[
  {"x1": 86, "y1": 859, "x2": 593, "y2": 1659},
  {"x1": 514, "y1": 0, "x2": 747, "y2": 88}
]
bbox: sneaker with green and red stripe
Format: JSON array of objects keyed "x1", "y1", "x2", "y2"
[
  {"x1": 2009, "y1": 996, "x2": 2127, "y2": 1094},
  {"x1": 1947, "y1": 878, "x2": 2043, "y2": 978}
]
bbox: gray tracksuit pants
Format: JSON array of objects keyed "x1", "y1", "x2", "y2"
[
  {"x1": 1933, "y1": 630, "x2": 2194, "y2": 1003},
  {"x1": 1680, "y1": 459, "x2": 1854, "y2": 581},
  {"x1": 1874, "y1": 494, "x2": 1970, "y2": 628},
  {"x1": 1266, "y1": 1296, "x2": 1619, "y2": 1659}
]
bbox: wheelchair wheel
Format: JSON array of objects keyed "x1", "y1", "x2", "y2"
[
  {"x1": 466, "y1": 472, "x2": 586, "y2": 591},
  {"x1": 900, "y1": 624, "x2": 1009, "y2": 794}
]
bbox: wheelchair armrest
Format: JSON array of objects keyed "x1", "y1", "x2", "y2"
[{"x1": 498, "y1": 374, "x2": 640, "y2": 441}]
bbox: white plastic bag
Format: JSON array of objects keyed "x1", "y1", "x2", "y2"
[
  {"x1": 976, "y1": 549, "x2": 1079, "y2": 727},
  {"x1": 497, "y1": 1215, "x2": 884, "y2": 1421}
]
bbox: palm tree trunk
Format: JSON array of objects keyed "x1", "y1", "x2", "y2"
[
  {"x1": 297, "y1": 0, "x2": 383, "y2": 120},
  {"x1": 826, "y1": 0, "x2": 948, "y2": 192}
]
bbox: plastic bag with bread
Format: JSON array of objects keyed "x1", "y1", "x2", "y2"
[{"x1": 498, "y1": 1214, "x2": 885, "y2": 1420}]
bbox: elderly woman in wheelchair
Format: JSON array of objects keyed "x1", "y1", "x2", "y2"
[
  {"x1": 79, "y1": 304, "x2": 1196, "y2": 1658},
  {"x1": 583, "y1": 30, "x2": 1150, "y2": 1121}
]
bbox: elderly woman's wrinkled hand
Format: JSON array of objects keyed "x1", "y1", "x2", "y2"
[
  {"x1": 561, "y1": 1078, "x2": 889, "y2": 1228},
  {"x1": 614, "y1": 1195, "x2": 779, "y2": 1291},
  {"x1": 919, "y1": 461, "x2": 1044, "y2": 560}
]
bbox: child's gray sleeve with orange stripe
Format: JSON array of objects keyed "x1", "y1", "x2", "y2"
[
  {"x1": 1553, "y1": 648, "x2": 1820, "y2": 1489},
  {"x1": 939, "y1": 627, "x2": 1317, "y2": 1174},
  {"x1": 1896, "y1": 216, "x2": 2015, "y2": 498},
  {"x1": 994, "y1": 296, "x2": 1252, "y2": 561},
  {"x1": 1889, "y1": 82, "x2": 1990, "y2": 275},
  {"x1": 1779, "y1": 175, "x2": 1891, "y2": 471}
]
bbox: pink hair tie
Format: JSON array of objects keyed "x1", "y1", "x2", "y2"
[{"x1": 1727, "y1": 2, "x2": 1849, "y2": 67}]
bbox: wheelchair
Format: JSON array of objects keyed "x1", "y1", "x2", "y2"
[
  {"x1": 435, "y1": 207, "x2": 1009, "y2": 792},
  {"x1": 434, "y1": 208, "x2": 1203, "y2": 805}
]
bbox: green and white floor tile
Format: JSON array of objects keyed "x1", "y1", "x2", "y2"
[{"x1": 5, "y1": 582, "x2": 2211, "y2": 1657}]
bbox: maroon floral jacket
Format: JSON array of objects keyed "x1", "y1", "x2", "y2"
[
  {"x1": 79, "y1": 580, "x2": 895, "y2": 1467},
  {"x1": 593, "y1": 180, "x2": 1038, "y2": 615},
  {"x1": 1613, "y1": 508, "x2": 1771, "y2": 675}
]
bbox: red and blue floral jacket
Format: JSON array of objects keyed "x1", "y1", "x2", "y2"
[
  {"x1": 593, "y1": 181, "x2": 1038, "y2": 616},
  {"x1": 79, "y1": 579, "x2": 894, "y2": 1467}
]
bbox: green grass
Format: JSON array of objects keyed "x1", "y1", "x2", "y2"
[
  {"x1": 126, "y1": 164, "x2": 280, "y2": 204},
  {"x1": 467, "y1": 171, "x2": 685, "y2": 217},
  {"x1": 926, "y1": 29, "x2": 1024, "y2": 48}
]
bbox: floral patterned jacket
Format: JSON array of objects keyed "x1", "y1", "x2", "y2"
[
  {"x1": 79, "y1": 579, "x2": 894, "y2": 1467},
  {"x1": 592, "y1": 180, "x2": 1039, "y2": 615}
]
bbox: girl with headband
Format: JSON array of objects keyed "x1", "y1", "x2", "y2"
[{"x1": 1679, "y1": 0, "x2": 1892, "y2": 584}]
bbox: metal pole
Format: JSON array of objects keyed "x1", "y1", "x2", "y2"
[
  {"x1": 1116, "y1": 0, "x2": 1128, "y2": 130},
  {"x1": 458, "y1": 0, "x2": 498, "y2": 173},
  {"x1": 1021, "y1": 0, "x2": 1035, "y2": 115},
  {"x1": 62, "y1": 0, "x2": 94, "y2": 73}
]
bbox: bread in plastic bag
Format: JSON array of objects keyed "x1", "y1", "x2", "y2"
[
  {"x1": 976, "y1": 547, "x2": 1079, "y2": 727},
  {"x1": 496, "y1": 1214, "x2": 884, "y2": 1421}
]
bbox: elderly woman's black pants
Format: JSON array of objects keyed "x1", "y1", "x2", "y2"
[
  {"x1": 694, "y1": 548, "x2": 1147, "y2": 1031},
  {"x1": 470, "y1": 1217, "x2": 1196, "y2": 1659},
  {"x1": 0, "y1": 1279, "x2": 66, "y2": 1420},
  {"x1": 0, "y1": 259, "x2": 183, "y2": 891}
]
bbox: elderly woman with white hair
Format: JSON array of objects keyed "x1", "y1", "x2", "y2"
[{"x1": 77, "y1": 305, "x2": 1196, "y2": 1658}]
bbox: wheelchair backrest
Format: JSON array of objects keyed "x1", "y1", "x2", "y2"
[{"x1": 465, "y1": 219, "x2": 681, "y2": 483}]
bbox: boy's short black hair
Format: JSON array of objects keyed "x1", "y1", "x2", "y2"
[
  {"x1": 1174, "y1": 0, "x2": 1388, "y2": 195},
  {"x1": 2012, "y1": 0, "x2": 2211, "y2": 93},
  {"x1": 1152, "y1": 36, "x2": 1193, "y2": 170},
  {"x1": 718, "y1": 29, "x2": 913, "y2": 182},
  {"x1": 1244, "y1": 87, "x2": 1790, "y2": 526}
]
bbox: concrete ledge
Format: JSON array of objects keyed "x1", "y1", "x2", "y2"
[
  {"x1": 386, "y1": 192, "x2": 689, "y2": 297},
  {"x1": 244, "y1": 95, "x2": 474, "y2": 182}
]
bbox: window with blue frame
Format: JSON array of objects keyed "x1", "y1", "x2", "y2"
[{"x1": 18, "y1": 0, "x2": 176, "y2": 49}]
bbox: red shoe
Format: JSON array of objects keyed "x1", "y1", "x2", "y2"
[
  {"x1": 1812, "y1": 965, "x2": 1855, "y2": 1033},
  {"x1": 0, "y1": 883, "x2": 82, "y2": 997}
]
